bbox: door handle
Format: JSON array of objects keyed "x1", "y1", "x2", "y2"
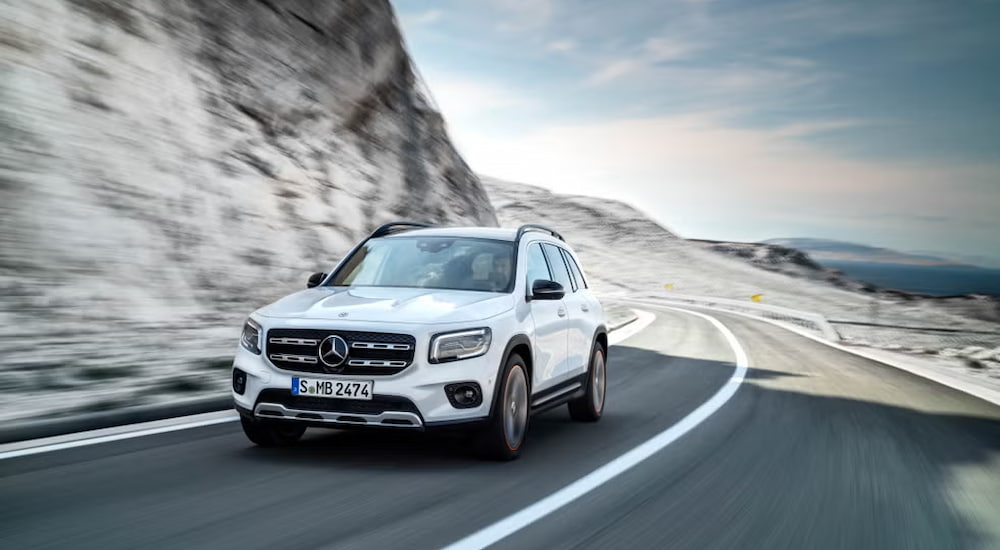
[
  {"x1": 557, "y1": 307, "x2": 567, "y2": 317},
  {"x1": 581, "y1": 304, "x2": 589, "y2": 312}
]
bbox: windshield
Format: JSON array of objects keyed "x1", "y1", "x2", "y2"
[{"x1": 329, "y1": 237, "x2": 515, "y2": 292}]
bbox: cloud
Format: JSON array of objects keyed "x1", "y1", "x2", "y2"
[
  {"x1": 585, "y1": 58, "x2": 828, "y2": 105},
  {"x1": 585, "y1": 59, "x2": 645, "y2": 85},
  {"x1": 586, "y1": 36, "x2": 700, "y2": 85},
  {"x1": 396, "y1": 0, "x2": 1000, "y2": 260},
  {"x1": 771, "y1": 119, "x2": 865, "y2": 138},
  {"x1": 547, "y1": 40, "x2": 577, "y2": 53},
  {"x1": 768, "y1": 56, "x2": 817, "y2": 69},
  {"x1": 643, "y1": 37, "x2": 696, "y2": 62},
  {"x1": 419, "y1": 71, "x2": 537, "y2": 121},
  {"x1": 491, "y1": 0, "x2": 556, "y2": 30},
  {"x1": 401, "y1": 10, "x2": 443, "y2": 27},
  {"x1": 455, "y1": 113, "x2": 999, "y2": 248}
]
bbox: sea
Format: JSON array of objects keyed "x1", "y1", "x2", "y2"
[{"x1": 821, "y1": 260, "x2": 1000, "y2": 297}]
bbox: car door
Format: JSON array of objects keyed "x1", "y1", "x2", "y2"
[
  {"x1": 524, "y1": 241, "x2": 569, "y2": 392},
  {"x1": 561, "y1": 247, "x2": 601, "y2": 372},
  {"x1": 542, "y1": 243, "x2": 589, "y2": 379}
]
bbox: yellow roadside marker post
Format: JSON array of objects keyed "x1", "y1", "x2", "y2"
[{"x1": 750, "y1": 294, "x2": 763, "y2": 302}]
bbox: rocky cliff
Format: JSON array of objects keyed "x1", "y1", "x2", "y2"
[{"x1": 0, "y1": 0, "x2": 496, "y2": 418}]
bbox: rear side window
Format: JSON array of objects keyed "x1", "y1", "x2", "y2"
[
  {"x1": 562, "y1": 249, "x2": 588, "y2": 290},
  {"x1": 541, "y1": 243, "x2": 574, "y2": 292},
  {"x1": 525, "y1": 243, "x2": 551, "y2": 288}
]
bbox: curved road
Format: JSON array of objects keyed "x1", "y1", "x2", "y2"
[{"x1": 3, "y1": 304, "x2": 999, "y2": 549}]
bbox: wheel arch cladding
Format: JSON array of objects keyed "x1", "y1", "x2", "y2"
[
  {"x1": 594, "y1": 325, "x2": 608, "y2": 358},
  {"x1": 501, "y1": 334, "x2": 533, "y2": 388}
]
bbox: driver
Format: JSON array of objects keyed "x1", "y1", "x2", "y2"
[{"x1": 489, "y1": 254, "x2": 512, "y2": 291}]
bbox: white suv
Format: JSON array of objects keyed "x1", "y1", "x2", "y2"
[{"x1": 232, "y1": 222, "x2": 607, "y2": 460}]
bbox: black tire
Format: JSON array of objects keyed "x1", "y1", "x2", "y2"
[
  {"x1": 568, "y1": 343, "x2": 606, "y2": 422},
  {"x1": 478, "y1": 353, "x2": 530, "y2": 461},
  {"x1": 240, "y1": 415, "x2": 306, "y2": 447}
]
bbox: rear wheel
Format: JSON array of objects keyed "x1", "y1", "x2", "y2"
[
  {"x1": 478, "y1": 353, "x2": 530, "y2": 461},
  {"x1": 240, "y1": 415, "x2": 306, "y2": 447},
  {"x1": 569, "y1": 343, "x2": 606, "y2": 422}
]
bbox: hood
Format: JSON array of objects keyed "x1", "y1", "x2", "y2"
[{"x1": 255, "y1": 286, "x2": 515, "y2": 324}]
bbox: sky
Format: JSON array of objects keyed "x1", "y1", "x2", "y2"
[{"x1": 393, "y1": 0, "x2": 1000, "y2": 267}]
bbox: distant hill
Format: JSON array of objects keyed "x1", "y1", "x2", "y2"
[
  {"x1": 760, "y1": 238, "x2": 1000, "y2": 297},
  {"x1": 906, "y1": 250, "x2": 1000, "y2": 270},
  {"x1": 761, "y1": 238, "x2": 966, "y2": 267}
]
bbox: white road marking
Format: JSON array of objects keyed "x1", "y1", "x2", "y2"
[
  {"x1": 608, "y1": 309, "x2": 656, "y2": 346},
  {"x1": 0, "y1": 310, "x2": 657, "y2": 461},
  {"x1": 439, "y1": 306, "x2": 749, "y2": 550},
  {"x1": 0, "y1": 413, "x2": 238, "y2": 461},
  {"x1": 626, "y1": 297, "x2": 1000, "y2": 407}
]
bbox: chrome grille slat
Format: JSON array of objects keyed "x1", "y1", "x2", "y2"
[
  {"x1": 347, "y1": 359, "x2": 408, "y2": 367},
  {"x1": 269, "y1": 353, "x2": 318, "y2": 364},
  {"x1": 269, "y1": 337, "x2": 318, "y2": 346},
  {"x1": 352, "y1": 342, "x2": 412, "y2": 351}
]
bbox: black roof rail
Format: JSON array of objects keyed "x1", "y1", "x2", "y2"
[
  {"x1": 370, "y1": 221, "x2": 434, "y2": 238},
  {"x1": 515, "y1": 224, "x2": 564, "y2": 242}
]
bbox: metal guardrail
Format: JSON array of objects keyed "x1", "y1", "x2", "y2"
[{"x1": 614, "y1": 293, "x2": 842, "y2": 342}]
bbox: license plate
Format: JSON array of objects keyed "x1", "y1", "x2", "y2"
[{"x1": 291, "y1": 377, "x2": 373, "y2": 400}]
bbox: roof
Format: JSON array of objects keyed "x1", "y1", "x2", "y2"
[
  {"x1": 381, "y1": 226, "x2": 518, "y2": 241},
  {"x1": 380, "y1": 226, "x2": 565, "y2": 244}
]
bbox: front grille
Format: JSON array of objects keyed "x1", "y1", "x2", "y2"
[
  {"x1": 266, "y1": 329, "x2": 416, "y2": 375},
  {"x1": 256, "y1": 389, "x2": 421, "y2": 416}
]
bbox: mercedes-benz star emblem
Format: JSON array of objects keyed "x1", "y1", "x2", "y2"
[{"x1": 318, "y1": 335, "x2": 349, "y2": 368}]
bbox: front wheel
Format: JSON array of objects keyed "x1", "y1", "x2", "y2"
[
  {"x1": 240, "y1": 415, "x2": 306, "y2": 447},
  {"x1": 478, "y1": 353, "x2": 530, "y2": 461},
  {"x1": 568, "y1": 343, "x2": 606, "y2": 422}
]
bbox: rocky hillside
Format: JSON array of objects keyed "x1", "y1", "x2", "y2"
[
  {"x1": 0, "y1": 0, "x2": 495, "y2": 418},
  {"x1": 484, "y1": 177, "x2": 863, "y2": 302},
  {"x1": 486, "y1": 178, "x2": 999, "y2": 386},
  {"x1": 762, "y1": 238, "x2": 961, "y2": 266},
  {"x1": 483, "y1": 177, "x2": 998, "y2": 346},
  {"x1": 690, "y1": 239, "x2": 875, "y2": 292},
  {"x1": 695, "y1": 240, "x2": 1000, "y2": 322}
]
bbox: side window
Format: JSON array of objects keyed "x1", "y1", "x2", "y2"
[
  {"x1": 525, "y1": 243, "x2": 551, "y2": 290},
  {"x1": 562, "y1": 250, "x2": 588, "y2": 289},
  {"x1": 541, "y1": 243, "x2": 574, "y2": 292},
  {"x1": 556, "y1": 249, "x2": 579, "y2": 291}
]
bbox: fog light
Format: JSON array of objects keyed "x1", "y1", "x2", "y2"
[
  {"x1": 232, "y1": 368, "x2": 247, "y2": 395},
  {"x1": 445, "y1": 382, "x2": 482, "y2": 409}
]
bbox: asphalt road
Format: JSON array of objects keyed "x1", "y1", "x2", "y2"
[{"x1": 3, "y1": 305, "x2": 999, "y2": 550}]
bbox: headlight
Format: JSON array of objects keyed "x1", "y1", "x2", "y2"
[
  {"x1": 240, "y1": 318, "x2": 262, "y2": 355},
  {"x1": 429, "y1": 328, "x2": 492, "y2": 363}
]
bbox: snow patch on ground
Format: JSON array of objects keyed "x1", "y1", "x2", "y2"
[{"x1": 604, "y1": 304, "x2": 639, "y2": 331}]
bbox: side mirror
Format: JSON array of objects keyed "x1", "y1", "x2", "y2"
[
  {"x1": 530, "y1": 279, "x2": 565, "y2": 301},
  {"x1": 307, "y1": 272, "x2": 327, "y2": 288}
]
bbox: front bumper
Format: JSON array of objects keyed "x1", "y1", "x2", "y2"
[
  {"x1": 231, "y1": 329, "x2": 502, "y2": 430},
  {"x1": 253, "y1": 402, "x2": 424, "y2": 429}
]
